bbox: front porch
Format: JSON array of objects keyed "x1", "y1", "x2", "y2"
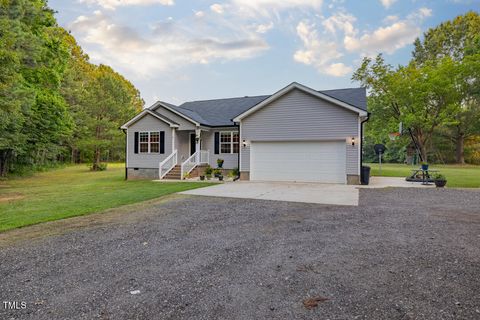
[{"x1": 159, "y1": 129, "x2": 210, "y2": 180}]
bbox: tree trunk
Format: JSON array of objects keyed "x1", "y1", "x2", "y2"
[
  {"x1": 92, "y1": 125, "x2": 102, "y2": 170},
  {"x1": 419, "y1": 143, "x2": 428, "y2": 163},
  {"x1": 0, "y1": 150, "x2": 11, "y2": 177},
  {"x1": 455, "y1": 134, "x2": 465, "y2": 164},
  {"x1": 412, "y1": 128, "x2": 428, "y2": 162},
  {"x1": 92, "y1": 147, "x2": 101, "y2": 171}
]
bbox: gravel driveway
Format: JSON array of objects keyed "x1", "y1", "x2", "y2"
[{"x1": 1, "y1": 188, "x2": 479, "y2": 319}]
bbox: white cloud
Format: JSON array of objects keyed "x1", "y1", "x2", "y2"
[
  {"x1": 79, "y1": 0, "x2": 174, "y2": 10},
  {"x1": 344, "y1": 7, "x2": 432, "y2": 56},
  {"x1": 408, "y1": 7, "x2": 432, "y2": 20},
  {"x1": 293, "y1": 6, "x2": 433, "y2": 76},
  {"x1": 194, "y1": 10, "x2": 205, "y2": 18},
  {"x1": 324, "y1": 63, "x2": 352, "y2": 77},
  {"x1": 419, "y1": 7, "x2": 432, "y2": 17},
  {"x1": 70, "y1": 11, "x2": 269, "y2": 77},
  {"x1": 210, "y1": 3, "x2": 225, "y2": 14},
  {"x1": 322, "y1": 12, "x2": 357, "y2": 36},
  {"x1": 293, "y1": 20, "x2": 351, "y2": 76},
  {"x1": 379, "y1": 0, "x2": 396, "y2": 9},
  {"x1": 232, "y1": 0, "x2": 323, "y2": 17},
  {"x1": 255, "y1": 22, "x2": 274, "y2": 33},
  {"x1": 383, "y1": 15, "x2": 398, "y2": 24},
  {"x1": 344, "y1": 22, "x2": 419, "y2": 55}
]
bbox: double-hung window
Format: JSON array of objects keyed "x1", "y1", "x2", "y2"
[
  {"x1": 220, "y1": 131, "x2": 239, "y2": 154},
  {"x1": 139, "y1": 131, "x2": 160, "y2": 153}
]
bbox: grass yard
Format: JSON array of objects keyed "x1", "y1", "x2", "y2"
[
  {"x1": 0, "y1": 163, "x2": 215, "y2": 232},
  {"x1": 366, "y1": 163, "x2": 480, "y2": 188}
]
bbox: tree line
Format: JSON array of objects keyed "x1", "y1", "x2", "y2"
[
  {"x1": 354, "y1": 12, "x2": 480, "y2": 164},
  {"x1": 0, "y1": 0, "x2": 143, "y2": 177}
]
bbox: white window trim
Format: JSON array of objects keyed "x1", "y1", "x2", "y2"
[
  {"x1": 220, "y1": 131, "x2": 239, "y2": 154},
  {"x1": 139, "y1": 131, "x2": 160, "y2": 154}
]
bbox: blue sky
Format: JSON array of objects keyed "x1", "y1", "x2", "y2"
[{"x1": 49, "y1": 0, "x2": 479, "y2": 106}]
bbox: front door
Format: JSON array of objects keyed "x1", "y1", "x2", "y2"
[{"x1": 190, "y1": 133, "x2": 196, "y2": 155}]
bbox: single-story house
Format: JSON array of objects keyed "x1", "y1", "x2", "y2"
[{"x1": 120, "y1": 82, "x2": 369, "y2": 184}]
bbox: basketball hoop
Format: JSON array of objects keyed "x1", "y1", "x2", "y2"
[{"x1": 388, "y1": 132, "x2": 400, "y2": 141}]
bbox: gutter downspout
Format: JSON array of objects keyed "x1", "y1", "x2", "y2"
[
  {"x1": 122, "y1": 128, "x2": 127, "y2": 180},
  {"x1": 360, "y1": 113, "x2": 370, "y2": 182},
  {"x1": 234, "y1": 121, "x2": 240, "y2": 181}
]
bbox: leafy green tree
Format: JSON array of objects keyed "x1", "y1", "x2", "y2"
[
  {"x1": 413, "y1": 11, "x2": 480, "y2": 64},
  {"x1": 1, "y1": 1, "x2": 143, "y2": 176},
  {"x1": 59, "y1": 30, "x2": 143, "y2": 168},
  {"x1": 0, "y1": 0, "x2": 72, "y2": 175},
  {"x1": 353, "y1": 55, "x2": 463, "y2": 162},
  {"x1": 59, "y1": 30, "x2": 95, "y2": 163},
  {"x1": 71, "y1": 65, "x2": 143, "y2": 170},
  {"x1": 412, "y1": 11, "x2": 480, "y2": 163}
]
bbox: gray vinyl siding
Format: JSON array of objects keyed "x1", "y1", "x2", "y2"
[
  {"x1": 240, "y1": 89, "x2": 359, "y2": 175},
  {"x1": 240, "y1": 145, "x2": 250, "y2": 172},
  {"x1": 346, "y1": 146, "x2": 358, "y2": 175},
  {"x1": 127, "y1": 114, "x2": 173, "y2": 169},
  {"x1": 202, "y1": 129, "x2": 238, "y2": 170},
  {"x1": 155, "y1": 106, "x2": 196, "y2": 130}
]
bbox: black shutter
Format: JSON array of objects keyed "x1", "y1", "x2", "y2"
[
  {"x1": 160, "y1": 131, "x2": 165, "y2": 154},
  {"x1": 214, "y1": 132, "x2": 220, "y2": 154},
  {"x1": 134, "y1": 132, "x2": 139, "y2": 154}
]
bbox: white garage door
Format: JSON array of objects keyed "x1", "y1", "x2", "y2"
[{"x1": 250, "y1": 141, "x2": 346, "y2": 183}]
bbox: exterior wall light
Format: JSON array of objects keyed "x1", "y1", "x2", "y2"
[
  {"x1": 351, "y1": 137, "x2": 355, "y2": 146},
  {"x1": 242, "y1": 139, "x2": 248, "y2": 147}
]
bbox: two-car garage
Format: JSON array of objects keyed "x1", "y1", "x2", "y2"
[
  {"x1": 249, "y1": 141, "x2": 347, "y2": 184},
  {"x1": 233, "y1": 83, "x2": 368, "y2": 185}
]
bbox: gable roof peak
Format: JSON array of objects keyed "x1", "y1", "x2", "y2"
[{"x1": 232, "y1": 82, "x2": 368, "y2": 122}]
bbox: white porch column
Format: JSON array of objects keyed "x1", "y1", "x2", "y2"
[
  {"x1": 195, "y1": 127, "x2": 201, "y2": 163},
  {"x1": 171, "y1": 128, "x2": 177, "y2": 164}
]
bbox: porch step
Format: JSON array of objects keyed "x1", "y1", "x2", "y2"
[{"x1": 163, "y1": 165, "x2": 181, "y2": 180}]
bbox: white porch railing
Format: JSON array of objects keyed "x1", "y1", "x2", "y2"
[
  {"x1": 159, "y1": 150, "x2": 177, "y2": 179},
  {"x1": 181, "y1": 151, "x2": 198, "y2": 179},
  {"x1": 181, "y1": 150, "x2": 210, "y2": 179},
  {"x1": 199, "y1": 150, "x2": 209, "y2": 164}
]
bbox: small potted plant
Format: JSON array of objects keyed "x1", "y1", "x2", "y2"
[
  {"x1": 433, "y1": 173, "x2": 447, "y2": 188},
  {"x1": 217, "y1": 158, "x2": 224, "y2": 168},
  {"x1": 218, "y1": 174, "x2": 224, "y2": 181},
  {"x1": 421, "y1": 162, "x2": 429, "y2": 171},
  {"x1": 199, "y1": 175, "x2": 205, "y2": 181},
  {"x1": 205, "y1": 166, "x2": 213, "y2": 180},
  {"x1": 213, "y1": 168, "x2": 222, "y2": 178}
]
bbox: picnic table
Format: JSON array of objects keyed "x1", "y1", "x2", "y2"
[{"x1": 406, "y1": 168, "x2": 439, "y2": 185}]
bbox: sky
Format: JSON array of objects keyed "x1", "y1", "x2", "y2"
[{"x1": 49, "y1": 0, "x2": 480, "y2": 107}]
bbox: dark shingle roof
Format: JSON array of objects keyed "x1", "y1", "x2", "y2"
[
  {"x1": 175, "y1": 95, "x2": 269, "y2": 126},
  {"x1": 149, "y1": 109, "x2": 179, "y2": 126},
  {"x1": 154, "y1": 87, "x2": 366, "y2": 127},
  {"x1": 319, "y1": 88, "x2": 367, "y2": 111}
]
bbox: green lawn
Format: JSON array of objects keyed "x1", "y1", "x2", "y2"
[
  {"x1": 0, "y1": 163, "x2": 215, "y2": 232},
  {"x1": 366, "y1": 163, "x2": 480, "y2": 188}
]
